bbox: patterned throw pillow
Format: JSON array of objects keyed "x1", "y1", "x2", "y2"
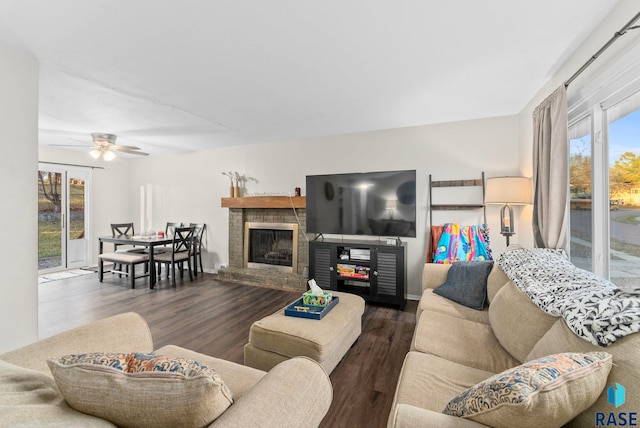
[
  {"x1": 443, "y1": 352, "x2": 612, "y2": 428},
  {"x1": 48, "y1": 352, "x2": 233, "y2": 428}
]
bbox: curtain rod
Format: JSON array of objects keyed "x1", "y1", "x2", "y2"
[
  {"x1": 39, "y1": 161, "x2": 104, "y2": 170},
  {"x1": 564, "y1": 10, "x2": 640, "y2": 88}
]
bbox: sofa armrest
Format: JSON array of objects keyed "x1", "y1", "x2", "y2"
[
  {"x1": 211, "y1": 357, "x2": 332, "y2": 428},
  {"x1": 388, "y1": 404, "x2": 488, "y2": 428},
  {"x1": 421, "y1": 263, "x2": 451, "y2": 291},
  {"x1": 0, "y1": 312, "x2": 153, "y2": 373}
]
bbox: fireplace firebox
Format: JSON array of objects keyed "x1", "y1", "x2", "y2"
[{"x1": 244, "y1": 222, "x2": 299, "y2": 273}]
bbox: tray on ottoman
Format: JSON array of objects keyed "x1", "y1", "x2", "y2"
[{"x1": 284, "y1": 296, "x2": 339, "y2": 320}]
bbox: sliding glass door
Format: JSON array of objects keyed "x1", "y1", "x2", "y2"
[
  {"x1": 569, "y1": 115, "x2": 593, "y2": 273},
  {"x1": 568, "y1": 89, "x2": 640, "y2": 289},
  {"x1": 607, "y1": 94, "x2": 640, "y2": 289},
  {"x1": 38, "y1": 164, "x2": 91, "y2": 272}
]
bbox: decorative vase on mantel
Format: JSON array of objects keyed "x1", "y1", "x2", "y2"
[{"x1": 233, "y1": 185, "x2": 240, "y2": 198}]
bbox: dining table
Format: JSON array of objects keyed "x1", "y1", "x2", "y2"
[{"x1": 98, "y1": 234, "x2": 173, "y2": 288}]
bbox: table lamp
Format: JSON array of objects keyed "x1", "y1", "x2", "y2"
[{"x1": 484, "y1": 176, "x2": 532, "y2": 246}]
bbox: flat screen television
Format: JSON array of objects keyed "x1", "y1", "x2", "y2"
[{"x1": 306, "y1": 170, "x2": 416, "y2": 238}]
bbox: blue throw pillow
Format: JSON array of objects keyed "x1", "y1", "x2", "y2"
[{"x1": 433, "y1": 261, "x2": 493, "y2": 310}]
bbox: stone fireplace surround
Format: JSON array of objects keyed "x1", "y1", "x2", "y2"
[{"x1": 217, "y1": 201, "x2": 308, "y2": 291}]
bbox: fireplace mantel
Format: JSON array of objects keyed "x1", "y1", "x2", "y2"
[{"x1": 221, "y1": 196, "x2": 306, "y2": 209}]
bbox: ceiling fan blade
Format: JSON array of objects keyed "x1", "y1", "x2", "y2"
[
  {"x1": 115, "y1": 148, "x2": 149, "y2": 156},
  {"x1": 113, "y1": 144, "x2": 142, "y2": 151},
  {"x1": 48, "y1": 132, "x2": 151, "y2": 157},
  {"x1": 68, "y1": 137, "x2": 92, "y2": 145}
]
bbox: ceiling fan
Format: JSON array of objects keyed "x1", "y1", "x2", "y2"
[{"x1": 50, "y1": 133, "x2": 149, "y2": 161}]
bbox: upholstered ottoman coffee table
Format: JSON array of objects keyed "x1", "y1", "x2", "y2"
[{"x1": 244, "y1": 291, "x2": 365, "y2": 374}]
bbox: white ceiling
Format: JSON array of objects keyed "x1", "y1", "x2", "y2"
[{"x1": 0, "y1": 1, "x2": 620, "y2": 157}]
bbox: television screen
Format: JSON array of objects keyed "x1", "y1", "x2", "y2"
[{"x1": 306, "y1": 170, "x2": 416, "y2": 237}]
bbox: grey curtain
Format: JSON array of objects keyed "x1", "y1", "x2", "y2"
[{"x1": 532, "y1": 86, "x2": 568, "y2": 249}]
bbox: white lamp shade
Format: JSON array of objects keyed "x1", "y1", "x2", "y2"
[
  {"x1": 89, "y1": 149, "x2": 101, "y2": 159},
  {"x1": 485, "y1": 177, "x2": 532, "y2": 205}
]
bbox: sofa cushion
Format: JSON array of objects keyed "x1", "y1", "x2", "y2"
[
  {"x1": 418, "y1": 289, "x2": 490, "y2": 325},
  {"x1": 422, "y1": 262, "x2": 450, "y2": 290},
  {"x1": 486, "y1": 262, "x2": 510, "y2": 304},
  {"x1": 443, "y1": 352, "x2": 612, "y2": 428},
  {"x1": 421, "y1": 262, "x2": 508, "y2": 301},
  {"x1": 0, "y1": 360, "x2": 116, "y2": 426},
  {"x1": 489, "y1": 281, "x2": 559, "y2": 362},
  {"x1": 0, "y1": 312, "x2": 154, "y2": 374},
  {"x1": 390, "y1": 404, "x2": 489, "y2": 428},
  {"x1": 390, "y1": 351, "x2": 495, "y2": 415},
  {"x1": 527, "y1": 319, "x2": 640, "y2": 428},
  {"x1": 155, "y1": 344, "x2": 265, "y2": 400},
  {"x1": 47, "y1": 352, "x2": 233, "y2": 428},
  {"x1": 412, "y1": 310, "x2": 520, "y2": 373},
  {"x1": 433, "y1": 261, "x2": 493, "y2": 310}
]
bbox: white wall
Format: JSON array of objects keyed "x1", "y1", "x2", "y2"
[
  {"x1": 127, "y1": 115, "x2": 520, "y2": 298},
  {"x1": 516, "y1": 0, "x2": 640, "y2": 249},
  {"x1": 0, "y1": 46, "x2": 39, "y2": 353}
]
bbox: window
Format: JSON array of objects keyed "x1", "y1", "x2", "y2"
[
  {"x1": 568, "y1": 42, "x2": 640, "y2": 290},
  {"x1": 569, "y1": 116, "x2": 593, "y2": 272},
  {"x1": 607, "y1": 96, "x2": 640, "y2": 289},
  {"x1": 38, "y1": 164, "x2": 91, "y2": 272},
  {"x1": 569, "y1": 96, "x2": 640, "y2": 289}
]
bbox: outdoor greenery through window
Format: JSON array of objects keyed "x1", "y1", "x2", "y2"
[
  {"x1": 608, "y1": 95, "x2": 640, "y2": 289},
  {"x1": 38, "y1": 170, "x2": 86, "y2": 271},
  {"x1": 569, "y1": 90, "x2": 640, "y2": 289},
  {"x1": 38, "y1": 171, "x2": 63, "y2": 270}
]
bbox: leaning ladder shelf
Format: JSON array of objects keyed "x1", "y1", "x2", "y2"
[{"x1": 428, "y1": 172, "x2": 487, "y2": 261}]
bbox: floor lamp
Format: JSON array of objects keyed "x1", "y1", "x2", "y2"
[{"x1": 484, "y1": 177, "x2": 532, "y2": 246}]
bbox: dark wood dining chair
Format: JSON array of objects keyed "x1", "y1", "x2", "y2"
[
  {"x1": 110, "y1": 222, "x2": 145, "y2": 275},
  {"x1": 154, "y1": 226, "x2": 195, "y2": 287},
  {"x1": 189, "y1": 223, "x2": 206, "y2": 276},
  {"x1": 166, "y1": 222, "x2": 182, "y2": 238},
  {"x1": 154, "y1": 222, "x2": 183, "y2": 254},
  {"x1": 110, "y1": 223, "x2": 142, "y2": 252},
  {"x1": 154, "y1": 222, "x2": 184, "y2": 279}
]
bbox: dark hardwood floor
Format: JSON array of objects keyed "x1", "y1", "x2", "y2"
[{"x1": 38, "y1": 270, "x2": 417, "y2": 427}]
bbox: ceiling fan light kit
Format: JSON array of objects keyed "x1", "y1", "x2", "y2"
[
  {"x1": 49, "y1": 132, "x2": 150, "y2": 160},
  {"x1": 92, "y1": 133, "x2": 118, "y2": 161},
  {"x1": 102, "y1": 150, "x2": 116, "y2": 161},
  {"x1": 90, "y1": 148, "x2": 115, "y2": 161}
]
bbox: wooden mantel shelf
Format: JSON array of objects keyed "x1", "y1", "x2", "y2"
[{"x1": 221, "y1": 196, "x2": 306, "y2": 209}]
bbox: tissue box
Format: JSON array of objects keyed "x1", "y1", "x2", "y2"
[{"x1": 302, "y1": 291, "x2": 333, "y2": 307}]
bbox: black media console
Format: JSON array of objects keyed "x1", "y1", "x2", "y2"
[{"x1": 309, "y1": 239, "x2": 406, "y2": 309}]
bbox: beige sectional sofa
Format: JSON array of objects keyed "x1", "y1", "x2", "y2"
[
  {"x1": 388, "y1": 261, "x2": 640, "y2": 427},
  {"x1": 0, "y1": 312, "x2": 332, "y2": 427}
]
